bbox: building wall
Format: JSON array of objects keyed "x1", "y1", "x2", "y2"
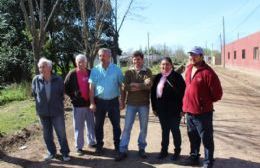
[
  {"x1": 212, "y1": 56, "x2": 221, "y2": 65},
  {"x1": 223, "y1": 31, "x2": 260, "y2": 71}
]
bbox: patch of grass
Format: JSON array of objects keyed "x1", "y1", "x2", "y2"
[
  {"x1": 0, "y1": 100, "x2": 38, "y2": 135},
  {"x1": 0, "y1": 82, "x2": 31, "y2": 106}
]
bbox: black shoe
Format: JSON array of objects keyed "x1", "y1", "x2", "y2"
[
  {"x1": 114, "y1": 146, "x2": 119, "y2": 152},
  {"x1": 171, "y1": 152, "x2": 180, "y2": 161},
  {"x1": 157, "y1": 151, "x2": 168, "y2": 159},
  {"x1": 95, "y1": 147, "x2": 104, "y2": 156},
  {"x1": 88, "y1": 144, "x2": 97, "y2": 149},
  {"x1": 182, "y1": 155, "x2": 200, "y2": 166},
  {"x1": 138, "y1": 149, "x2": 147, "y2": 159},
  {"x1": 76, "y1": 149, "x2": 84, "y2": 156},
  {"x1": 115, "y1": 152, "x2": 127, "y2": 161}
]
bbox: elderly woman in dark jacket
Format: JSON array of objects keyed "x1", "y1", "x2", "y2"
[
  {"x1": 32, "y1": 57, "x2": 70, "y2": 161},
  {"x1": 151, "y1": 57, "x2": 186, "y2": 160}
]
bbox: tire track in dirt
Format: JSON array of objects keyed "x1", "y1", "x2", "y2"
[{"x1": 213, "y1": 68, "x2": 260, "y2": 162}]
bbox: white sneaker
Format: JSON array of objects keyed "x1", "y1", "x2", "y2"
[
  {"x1": 62, "y1": 155, "x2": 71, "y2": 161},
  {"x1": 44, "y1": 154, "x2": 56, "y2": 161}
]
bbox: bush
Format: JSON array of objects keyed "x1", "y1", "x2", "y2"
[{"x1": 0, "y1": 82, "x2": 31, "y2": 106}]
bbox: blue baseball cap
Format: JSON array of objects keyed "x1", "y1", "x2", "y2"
[{"x1": 188, "y1": 46, "x2": 204, "y2": 55}]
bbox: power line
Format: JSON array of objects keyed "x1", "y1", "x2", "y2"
[{"x1": 232, "y1": 3, "x2": 260, "y2": 32}]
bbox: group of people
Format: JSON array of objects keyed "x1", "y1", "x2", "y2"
[{"x1": 32, "y1": 46, "x2": 222, "y2": 168}]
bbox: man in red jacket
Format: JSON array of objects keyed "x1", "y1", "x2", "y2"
[{"x1": 182, "y1": 46, "x2": 223, "y2": 168}]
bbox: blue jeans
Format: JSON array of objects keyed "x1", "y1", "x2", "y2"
[
  {"x1": 73, "y1": 107, "x2": 96, "y2": 150},
  {"x1": 95, "y1": 97, "x2": 121, "y2": 148},
  {"x1": 39, "y1": 115, "x2": 70, "y2": 156},
  {"x1": 119, "y1": 105, "x2": 149, "y2": 153},
  {"x1": 186, "y1": 112, "x2": 214, "y2": 165}
]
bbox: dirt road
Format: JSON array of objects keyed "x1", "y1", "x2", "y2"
[{"x1": 1, "y1": 66, "x2": 260, "y2": 168}]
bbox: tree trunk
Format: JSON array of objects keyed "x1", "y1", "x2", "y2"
[
  {"x1": 32, "y1": 40, "x2": 40, "y2": 74},
  {"x1": 111, "y1": 32, "x2": 119, "y2": 64}
]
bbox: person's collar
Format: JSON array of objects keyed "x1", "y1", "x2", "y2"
[
  {"x1": 99, "y1": 62, "x2": 111, "y2": 70},
  {"x1": 129, "y1": 65, "x2": 147, "y2": 71},
  {"x1": 76, "y1": 67, "x2": 87, "y2": 73},
  {"x1": 193, "y1": 60, "x2": 206, "y2": 69},
  {"x1": 161, "y1": 69, "x2": 172, "y2": 77},
  {"x1": 39, "y1": 73, "x2": 55, "y2": 81}
]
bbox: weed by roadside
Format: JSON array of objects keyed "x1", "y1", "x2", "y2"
[
  {"x1": 0, "y1": 100, "x2": 37, "y2": 135},
  {"x1": 0, "y1": 82, "x2": 31, "y2": 106}
]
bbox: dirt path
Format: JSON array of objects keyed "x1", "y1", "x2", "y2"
[{"x1": 1, "y1": 66, "x2": 260, "y2": 168}]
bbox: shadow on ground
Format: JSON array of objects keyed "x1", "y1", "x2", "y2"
[{"x1": 1, "y1": 149, "x2": 260, "y2": 168}]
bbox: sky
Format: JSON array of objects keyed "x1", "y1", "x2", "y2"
[{"x1": 117, "y1": 0, "x2": 260, "y2": 53}]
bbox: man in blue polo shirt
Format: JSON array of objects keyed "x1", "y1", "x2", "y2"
[{"x1": 89, "y1": 48, "x2": 125, "y2": 155}]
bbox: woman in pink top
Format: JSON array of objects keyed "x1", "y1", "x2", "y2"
[{"x1": 64, "y1": 54, "x2": 96, "y2": 156}]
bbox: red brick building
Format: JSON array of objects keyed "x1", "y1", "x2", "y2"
[{"x1": 223, "y1": 31, "x2": 260, "y2": 71}]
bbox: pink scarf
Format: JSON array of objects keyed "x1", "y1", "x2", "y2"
[{"x1": 156, "y1": 70, "x2": 172, "y2": 98}]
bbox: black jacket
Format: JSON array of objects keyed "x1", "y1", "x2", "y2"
[
  {"x1": 151, "y1": 70, "x2": 186, "y2": 115},
  {"x1": 64, "y1": 69, "x2": 91, "y2": 107}
]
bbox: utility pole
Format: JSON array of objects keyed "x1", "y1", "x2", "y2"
[
  {"x1": 211, "y1": 43, "x2": 213, "y2": 65},
  {"x1": 219, "y1": 34, "x2": 222, "y2": 53},
  {"x1": 147, "y1": 32, "x2": 150, "y2": 67},
  {"x1": 211, "y1": 43, "x2": 213, "y2": 56},
  {"x1": 163, "y1": 43, "x2": 166, "y2": 56},
  {"x1": 222, "y1": 16, "x2": 226, "y2": 68},
  {"x1": 219, "y1": 34, "x2": 223, "y2": 65}
]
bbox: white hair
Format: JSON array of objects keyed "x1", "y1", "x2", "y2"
[
  {"x1": 38, "y1": 57, "x2": 52, "y2": 69},
  {"x1": 75, "y1": 54, "x2": 87, "y2": 63},
  {"x1": 98, "y1": 48, "x2": 111, "y2": 56}
]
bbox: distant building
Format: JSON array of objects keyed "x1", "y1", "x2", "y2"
[
  {"x1": 212, "y1": 55, "x2": 221, "y2": 65},
  {"x1": 223, "y1": 31, "x2": 260, "y2": 71},
  {"x1": 204, "y1": 55, "x2": 211, "y2": 64}
]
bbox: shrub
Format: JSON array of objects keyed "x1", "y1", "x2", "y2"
[{"x1": 0, "y1": 82, "x2": 31, "y2": 106}]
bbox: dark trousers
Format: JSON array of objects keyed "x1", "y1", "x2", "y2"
[
  {"x1": 39, "y1": 115, "x2": 70, "y2": 156},
  {"x1": 158, "y1": 111, "x2": 182, "y2": 153},
  {"x1": 95, "y1": 97, "x2": 121, "y2": 149},
  {"x1": 186, "y1": 112, "x2": 214, "y2": 165}
]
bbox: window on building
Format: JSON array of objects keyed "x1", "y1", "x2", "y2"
[
  {"x1": 228, "y1": 52, "x2": 230, "y2": 59},
  {"x1": 254, "y1": 47, "x2": 259, "y2": 60},
  {"x1": 234, "y1": 50, "x2": 237, "y2": 59},
  {"x1": 242, "y1": 49, "x2": 246, "y2": 59}
]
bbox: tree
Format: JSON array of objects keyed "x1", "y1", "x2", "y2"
[
  {"x1": 173, "y1": 47, "x2": 188, "y2": 64},
  {"x1": 43, "y1": 0, "x2": 82, "y2": 77},
  {"x1": 110, "y1": 0, "x2": 134, "y2": 64},
  {"x1": 78, "y1": 0, "x2": 115, "y2": 68},
  {"x1": 20, "y1": 0, "x2": 61, "y2": 74},
  {"x1": 0, "y1": 0, "x2": 32, "y2": 83}
]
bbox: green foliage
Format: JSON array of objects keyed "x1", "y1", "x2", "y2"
[
  {"x1": 0, "y1": 0, "x2": 121, "y2": 81},
  {"x1": 0, "y1": 82, "x2": 31, "y2": 106},
  {"x1": 121, "y1": 66, "x2": 128, "y2": 74},
  {"x1": 0, "y1": 100, "x2": 37, "y2": 135},
  {"x1": 0, "y1": 1, "x2": 33, "y2": 84},
  {"x1": 150, "y1": 64, "x2": 160, "y2": 74}
]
